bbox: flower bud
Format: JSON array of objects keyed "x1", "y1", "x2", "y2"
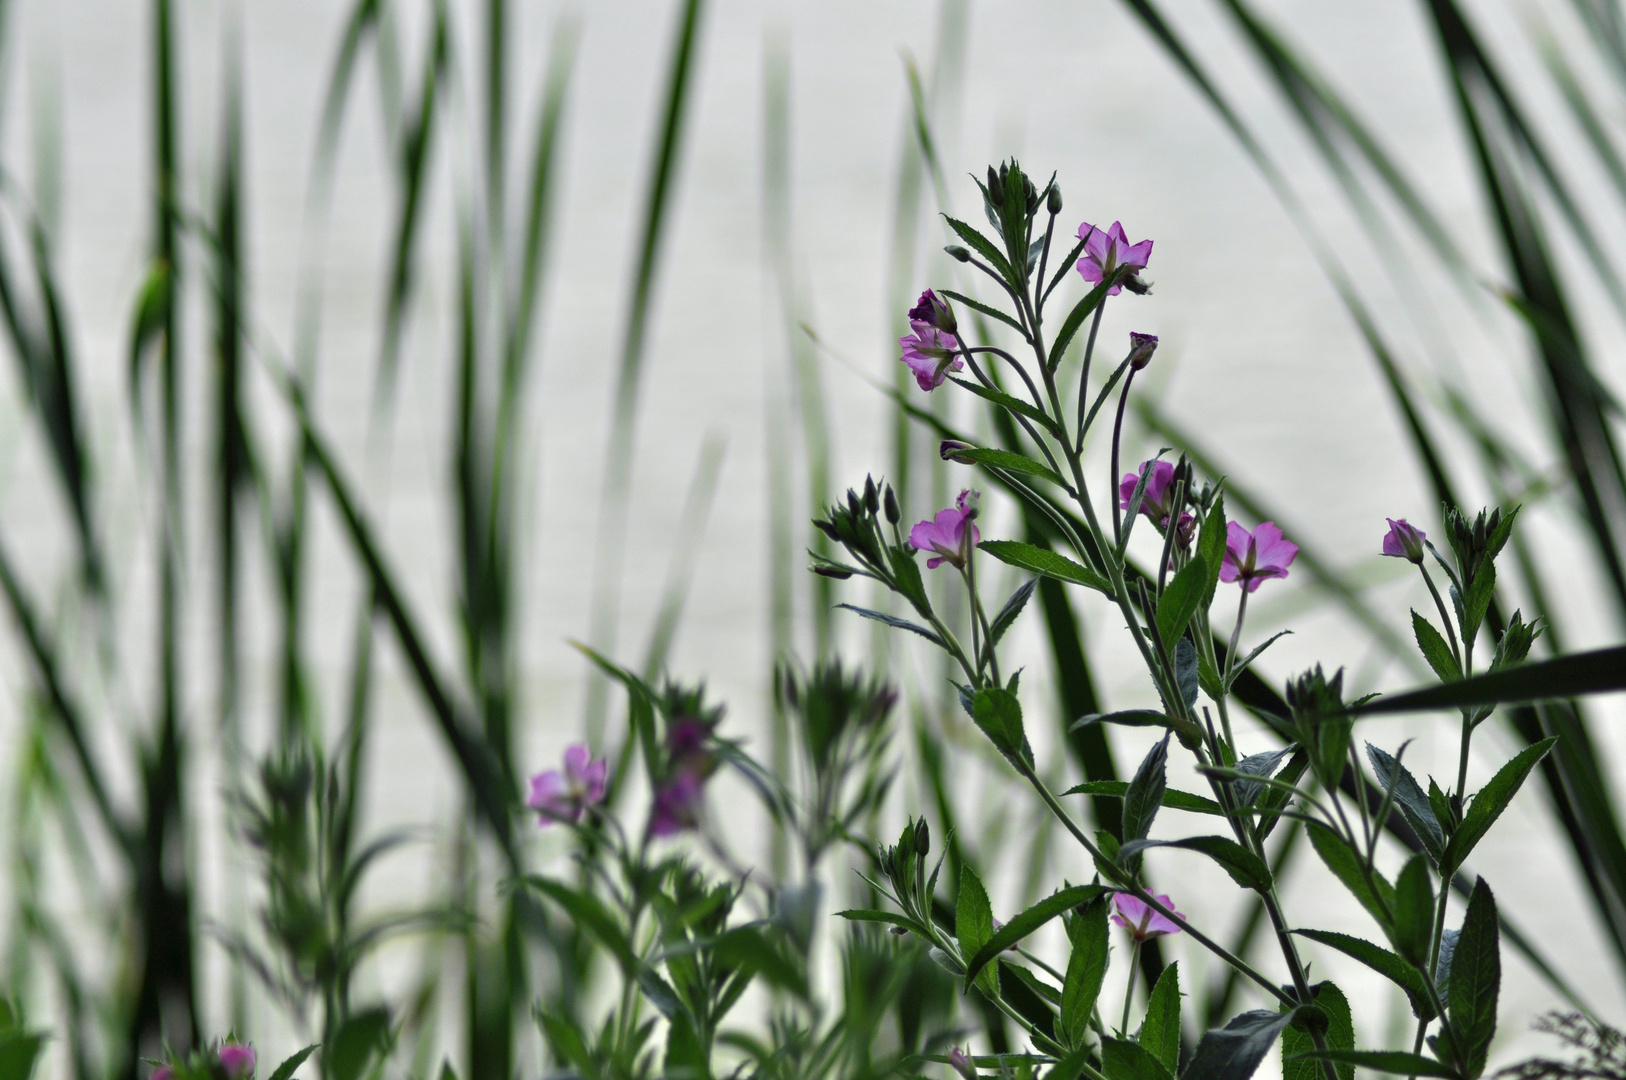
[
  {"x1": 986, "y1": 166, "x2": 1004, "y2": 204},
  {"x1": 1047, "y1": 183, "x2": 1063, "y2": 215},
  {"x1": 812, "y1": 564, "x2": 854, "y2": 579},
  {"x1": 949, "y1": 1048, "x2": 979, "y2": 1080},
  {"x1": 1128, "y1": 332, "x2": 1159, "y2": 370},
  {"x1": 1174, "y1": 512, "x2": 1196, "y2": 549},
  {"x1": 915, "y1": 818, "x2": 930, "y2": 856},
  {"x1": 945, "y1": 244, "x2": 970, "y2": 263},
  {"x1": 940, "y1": 439, "x2": 975, "y2": 463},
  {"x1": 863, "y1": 475, "x2": 879, "y2": 515},
  {"x1": 883, "y1": 485, "x2": 900, "y2": 525},
  {"x1": 813, "y1": 518, "x2": 840, "y2": 543},
  {"x1": 847, "y1": 490, "x2": 862, "y2": 520}
]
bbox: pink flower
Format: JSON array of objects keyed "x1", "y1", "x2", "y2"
[
  {"x1": 218, "y1": 1043, "x2": 256, "y2": 1077},
  {"x1": 527, "y1": 744, "x2": 609, "y2": 826},
  {"x1": 1119, "y1": 460, "x2": 1177, "y2": 526},
  {"x1": 1219, "y1": 521, "x2": 1298, "y2": 593},
  {"x1": 666, "y1": 718, "x2": 709, "y2": 759},
  {"x1": 1381, "y1": 518, "x2": 1427, "y2": 564},
  {"x1": 948, "y1": 1048, "x2": 978, "y2": 1080},
  {"x1": 1111, "y1": 893, "x2": 1184, "y2": 942},
  {"x1": 907, "y1": 490, "x2": 981, "y2": 570},
  {"x1": 1128, "y1": 331, "x2": 1159, "y2": 370},
  {"x1": 650, "y1": 770, "x2": 706, "y2": 837},
  {"x1": 151, "y1": 1068, "x2": 174, "y2": 1080},
  {"x1": 908, "y1": 289, "x2": 957, "y2": 334},
  {"x1": 1076, "y1": 221, "x2": 1153, "y2": 295},
  {"x1": 899, "y1": 324, "x2": 964, "y2": 391}
]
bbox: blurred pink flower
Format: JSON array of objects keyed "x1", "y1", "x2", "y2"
[
  {"x1": 899, "y1": 324, "x2": 963, "y2": 391},
  {"x1": 948, "y1": 1048, "x2": 978, "y2": 1080},
  {"x1": 218, "y1": 1043, "x2": 256, "y2": 1077},
  {"x1": 1220, "y1": 521, "x2": 1298, "y2": 593},
  {"x1": 1381, "y1": 518, "x2": 1427, "y2": 564},
  {"x1": 908, "y1": 490, "x2": 981, "y2": 570},
  {"x1": 151, "y1": 1068, "x2": 174, "y2": 1080},
  {"x1": 1076, "y1": 221, "x2": 1153, "y2": 295},
  {"x1": 527, "y1": 744, "x2": 608, "y2": 826},
  {"x1": 650, "y1": 771, "x2": 706, "y2": 837},
  {"x1": 1111, "y1": 893, "x2": 1184, "y2": 942}
]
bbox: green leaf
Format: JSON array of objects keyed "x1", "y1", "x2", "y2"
[
  {"x1": 1061, "y1": 895, "x2": 1111, "y2": 1050},
  {"x1": 326, "y1": 1007, "x2": 391, "y2": 1080},
  {"x1": 1061, "y1": 781, "x2": 1223, "y2": 816},
  {"x1": 836, "y1": 909, "x2": 923, "y2": 934},
  {"x1": 990, "y1": 578, "x2": 1039, "y2": 645},
  {"x1": 941, "y1": 289, "x2": 1028, "y2": 337},
  {"x1": 1256, "y1": 748, "x2": 1308, "y2": 842},
  {"x1": 949, "y1": 377, "x2": 1058, "y2": 432},
  {"x1": 267, "y1": 1046, "x2": 320, "y2": 1080},
  {"x1": 1307, "y1": 822, "x2": 1395, "y2": 930},
  {"x1": 1229, "y1": 747, "x2": 1294, "y2": 808},
  {"x1": 1358, "y1": 646, "x2": 1626, "y2": 714},
  {"x1": 1103, "y1": 1037, "x2": 1175, "y2": 1080},
  {"x1": 1412, "y1": 610, "x2": 1461, "y2": 683},
  {"x1": 964, "y1": 884, "x2": 1108, "y2": 987},
  {"x1": 1123, "y1": 734, "x2": 1171, "y2": 844},
  {"x1": 972, "y1": 686, "x2": 1031, "y2": 766},
  {"x1": 1444, "y1": 738, "x2": 1557, "y2": 868},
  {"x1": 1394, "y1": 854, "x2": 1435, "y2": 966},
  {"x1": 1281, "y1": 983, "x2": 1353, "y2": 1080},
  {"x1": 980, "y1": 540, "x2": 1110, "y2": 593},
  {"x1": 1291, "y1": 929, "x2": 1436, "y2": 1020},
  {"x1": 1183, "y1": 1009, "x2": 1297, "y2": 1080},
  {"x1": 1199, "y1": 496, "x2": 1227, "y2": 608},
  {"x1": 1288, "y1": 1050, "x2": 1460, "y2": 1079},
  {"x1": 952, "y1": 446, "x2": 1065, "y2": 486},
  {"x1": 1176, "y1": 636, "x2": 1200, "y2": 711},
  {"x1": 1070, "y1": 709, "x2": 1176, "y2": 731},
  {"x1": 1227, "y1": 631, "x2": 1293, "y2": 690},
  {"x1": 1049, "y1": 273, "x2": 1120, "y2": 367},
  {"x1": 835, "y1": 604, "x2": 945, "y2": 647},
  {"x1": 1156, "y1": 555, "x2": 1208, "y2": 648},
  {"x1": 1448, "y1": 880, "x2": 1500, "y2": 1079},
  {"x1": 0, "y1": 1033, "x2": 43, "y2": 1080},
  {"x1": 526, "y1": 877, "x2": 638, "y2": 969},
  {"x1": 1116, "y1": 836, "x2": 1272, "y2": 892},
  {"x1": 1138, "y1": 962, "x2": 1182, "y2": 1073},
  {"x1": 957, "y1": 865, "x2": 998, "y2": 995},
  {"x1": 1463, "y1": 561, "x2": 1496, "y2": 647},
  {"x1": 1366, "y1": 744, "x2": 1446, "y2": 863},
  {"x1": 714, "y1": 925, "x2": 807, "y2": 998},
  {"x1": 944, "y1": 215, "x2": 1017, "y2": 283}
]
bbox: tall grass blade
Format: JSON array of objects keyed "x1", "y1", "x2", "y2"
[
  {"x1": 642, "y1": 432, "x2": 726, "y2": 680},
  {"x1": 584, "y1": 0, "x2": 706, "y2": 737}
]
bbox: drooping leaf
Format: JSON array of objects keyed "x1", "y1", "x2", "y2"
[
  {"x1": 1291, "y1": 929, "x2": 1435, "y2": 1021},
  {"x1": 981, "y1": 540, "x2": 1111, "y2": 593},
  {"x1": 1138, "y1": 962, "x2": 1182, "y2": 1073},
  {"x1": 1366, "y1": 744, "x2": 1445, "y2": 863},
  {"x1": 1183, "y1": 1008, "x2": 1297, "y2": 1080},
  {"x1": 1281, "y1": 983, "x2": 1353, "y2": 1080},
  {"x1": 1117, "y1": 836, "x2": 1272, "y2": 892},
  {"x1": 964, "y1": 885, "x2": 1108, "y2": 987}
]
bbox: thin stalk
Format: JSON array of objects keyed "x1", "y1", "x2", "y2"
[
  {"x1": 1420, "y1": 565, "x2": 1461, "y2": 670},
  {"x1": 1109, "y1": 370, "x2": 1138, "y2": 543},
  {"x1": 1120, "y1": 938, "x2": 1143, "y2": 1033},
  {"x1": 1073, "y1": 304, "x2": 1108, "y2": 445}
]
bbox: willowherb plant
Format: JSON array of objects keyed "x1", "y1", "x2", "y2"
[{"x1": 809, "y1": 158, "x2": 1554, "y2": 1080}]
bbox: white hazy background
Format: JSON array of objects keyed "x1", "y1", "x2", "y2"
[{"x1": 0, "y1": 0, "x2": 1621, "y2": 1076}]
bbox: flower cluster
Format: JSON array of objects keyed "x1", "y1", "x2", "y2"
[
  {"x1": 650, "y1": 716, "x2": 715, "y2": 837},
  {"x1": 899, "y1": 289, "x2": 964, "y2": 391}
]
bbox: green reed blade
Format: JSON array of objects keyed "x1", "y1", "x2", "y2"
[
  {"x1": 642, "y1": 432, "x2": 726, "y2": 680},
  {"x1": 584, "y1": 0, "x2": 707, "y2": 738}
]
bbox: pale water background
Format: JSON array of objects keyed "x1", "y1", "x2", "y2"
[{"x1": 0, "y1": 0, "x2": 1620, "y2": 1074}]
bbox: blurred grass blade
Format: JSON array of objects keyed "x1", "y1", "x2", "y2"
[
  {"x1": 642, "y1": 431, "x2": 726, "y2": 679},
  {"x1": 1357, "y1": 645, "x2": 1626, "y2": 714},
  {"x1": 585, "y1": 0, "x2": 706, "y2": 738}
]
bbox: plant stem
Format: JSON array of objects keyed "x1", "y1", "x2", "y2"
[
  {"x1": 1120, "y1": 938, "x2": 1143, "y2": 1034},
  {"x1": 1109, "y1": 371, "x2": 1138, "y2": 545}
]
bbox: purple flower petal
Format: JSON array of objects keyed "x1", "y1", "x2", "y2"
[
  {"x1": 1110, "y1": 892, "x2": 1184, "y2": 941},
  {"x1": 650, "y1": 771, "x2": 706, "y2": 837},
  {"x1": 907, "y1": 492, "x2": 981, "y2": 570},
  {"x1": 1222, "y1": 521, "x2": 1297, "y2": 592},
  {"x1": 1382, "y1": 518, "x2": 1426, "y2": 563},
  {"x1": 218, "y1": 1043, "x2": 256, "y2": 1077}
]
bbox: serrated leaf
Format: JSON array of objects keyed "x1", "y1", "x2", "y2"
[
  {"x1": 1199, "y1": 496, "x2": 1228, "y2": 608},
  {"x1": 1230, "y1": 747, "x2": 1293, "y2": 808},
  {"x1": 949, "y1": 377, "x2": 1058, "y2": 433},
  {"x1": 1104, "y1": 1037, "x2": 1175, "y2": 1080},
  {"x1": 1412, "y1": 610, "x2": 1461, "y2": 683},
  {"x1": 1176, "y1": 637, "x2": 1200, "y2": 710},
  {"x1": 1184, "y1": 1009, "x2": 1297, "y2": 1080},
  {"x1": 835, "y1": 604, "x2": 945, "y2": 647},
  {"x1": 1394, "y1": 854, "x2": 1435, "y2": 966},
  {"x1": 944, "y1": 215, "x2": 1017, "y2": 283},
  {"x1": 1123, "y1": 735, "x2": 1171, "y2": 843},
  {"x1": 1048, "y1": 274, "x2": 1119, "y2": 367},
  {"x1": 1307, "y1": 822, "x2": 1395, "y2": 931},
  {"x1": 268, "y1": 1045, "x2": 320, "y2": 1080},
  {"x1": 1281, "y1": 983, "x2": 1353, "y2": 1080},
  {"x1": 941, "y1": 289, "x2": 1027, "y2": 337},
  {"x1": 1257, "y1": 749, "x2": 1308, "y2": 842},
  {"x1": 980, "y1": 540, "x2": 1111, "y2": 592},
  {"x1": 1061, "y1": 781, "x2": 1224, "y2": 816},
  {"x1": 1291, "y1": 929, "x2": 1436, "y2": 1021},
  {"x1": 1156, "y1": 555, "x2": 1208, "y2": 648},
  {"x1": 1444, "y1": 737, "x2": 1557, "y2": 868},
  {"x1": 972, "y1": 686, "x2": 1030, "y2": 765},
  {"x1": 1366, "y1": 744, "x2": 1445, "y2": 863},
  {"x1": 1463, "y1": 561, "x2": 1496, "y2": 647},
  {"x1": 1117, "y1": 836, "x2": 1272, "y2": 892},
  {"x1": 1288, "y1": 1050, "x2": 1459, "y2": 1078},
  {"x1": 957, "y1": 865, "x2": 998, "y2": 996},
  {"x1": 1447, "y1": 881, "x2": 1499, "y2": 1079},
  {"x1": 991, "y1": 578, "x2": 1039, "y2": 644},
  {"x1": 1227, "y1": 631, "x2": 1292, "y2": 690},
  {"x1": 1061, "y1": 895, "x2": 1110, "y2": 1050},
  {"x1": 964, "y1": 884, "x2": 1108, "y2": 987},
  {"x1": 1138, "y1": 963, "x2": 1182, "y2": 1073}
]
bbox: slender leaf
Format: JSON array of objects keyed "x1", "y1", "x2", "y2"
[
  {"x1": 1138, "y1": 962, "x2": 1182, "y2": 1073},
  {"x1": 1366, "y1": 744, "x2": 1445, "y2": 863},
  {"x1": 1123, "y1": 735, "x2": 1171, "y2": 843},
  {"x1": 991, "y1": 578, "x2": 1039, "y2": 644},
  {"x1": 1413, "y1": 611, "x2": 1461, "y2": 683},
  {"x1": 1292, "y1": 929, "x2": 1435, "y2": 1021},
  {"x1": 1444, "y1": 738, "x2": 1557, "y2": 868},
  {"x1": 1117, "y1": 836, "x2": 1272, "y2": 892},
  {"x1": 1307, "y1": 821, "x2": 1394, "y2": 930},
  {"x1": 1156, "y1": 555, "x2": 1208, "y2": 648},
  {"x1": 1062, "y1": 781, "x2": 1223, "y2": 816},
  {"x1": 964, "y1": 885, "x2": 1108, "y2": 987},
  {"x1": 1289, "y1": 1051, "x2": 1459, "y2": 1079},
  {"x1": 836, "y1": 604, "x2": 946, "y2": 647},
  {"x1": 980, "y1": 540, "x2": 1110, "y2": 592},
  {"x1": 268, "y1": 1045, "x2": 320, "y2": 1080},
  {"x1": 953, "y1": 447, "x2": 1065, "y2": 486},
  {"x1": 1448, "y1": 880, "x2": 1499, "y2": 1080},
  {"x1": 1061, "y1": 896, "x2": 1110, "y2": 1049},
  {"x1": 1184, "y1": 1009, "x2": 1297, "y2": 1080},
  {"x1": 1359, "y1": 650, "x2": 1626, "y2": 714}
]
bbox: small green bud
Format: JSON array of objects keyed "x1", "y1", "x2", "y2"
[
  {"x1": 863, "y1": 475, "x2": 879, "y2": 515},
  {"x1": 916, "y1": 819, "x2": 930, "y2": 857},
  {"x1": 812, "y1": 564, "x2": 854, "y2": 579},
  {"x1": 883, "y1": 485, "x2": 900, "y2": 525},
  {"x1": 1047, "y1": 183, "x2": 1063, "y2": 215},
  {"x1": 945, "y1": 245, "x2": 970, "y2": 263}
]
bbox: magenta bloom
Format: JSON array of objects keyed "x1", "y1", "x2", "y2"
[
  {"x1": 900, "y1": 324, "x2": 963, "y2": 391},
  {"x1": 1220, "y1": 521, "x2": 1298, "y2": 593},
  {"x1": 527, "y1": 744, "x2": 609, "y2": 826},
  {"x1": 151, "y1": 1068, "x2": 174, "y2": 1080},
  {"x1": 1076, "y1": 221, "x2": 1153, "y2": 295},
  {"x1": 667, "y1": 717, "x2": 709, "y2": 759},
  {"x1": 650, "y1": 770, "x2": 706, "y2": 837},
  {"x1": 908, "y1": 490, "x2": 981, "y2": 570},
  {"x1": 1119, "y1": 460, "x2": 1178, "y2": 527},
  {"x1": 218, "y1": 1043, "x2": 256, "y2": 1077},
  {"x1": 908, "y1": 289, "x2": 957, "y2": 334},
  {"x1": 1111, "y1": 892, "x2": 1184, "y2": 942},
  {"x1": 948, "y1": 1048, "x2": 978, "y2": 1080},
  {"x1": 1381, "y1": 518, "x2": 1427, "y2": 564}
]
